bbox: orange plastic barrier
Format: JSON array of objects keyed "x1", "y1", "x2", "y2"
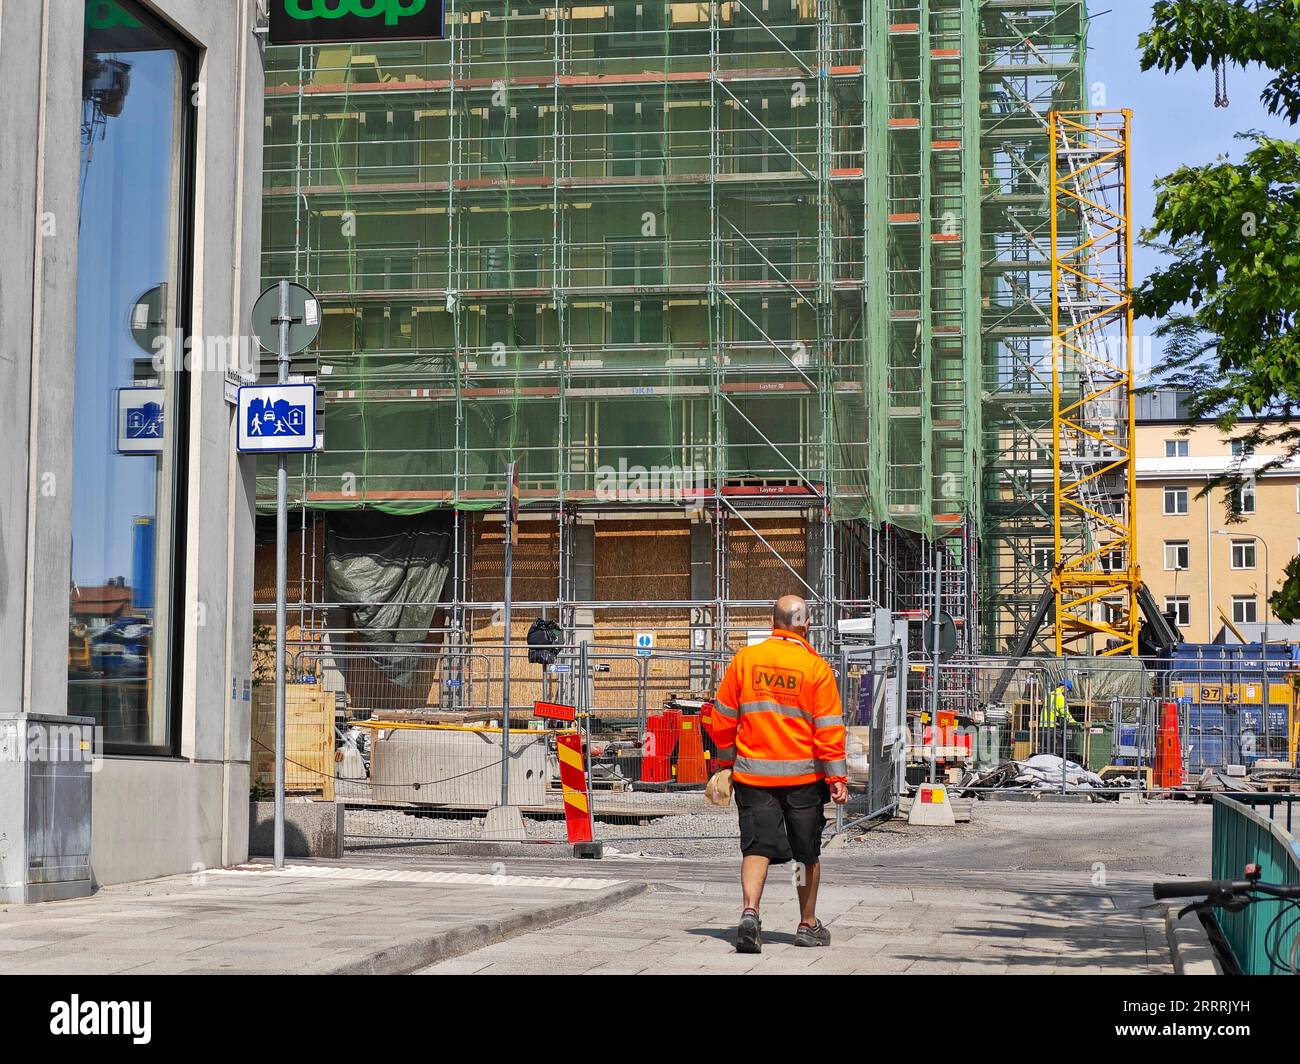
[
  {"x1": 1154, "y1": 700, "x2": 1183, "y2": 789},
  {"x1": 676, "y1": 714, "x2": 708, "y2": 784}
]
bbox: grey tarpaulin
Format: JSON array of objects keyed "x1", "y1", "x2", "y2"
[
  {"x1": 324, "y1": 510, "x2": 452, "y2": 687},
  {"x1": 1001, "y1": 655, "x2": 1151, "y2": 700}
]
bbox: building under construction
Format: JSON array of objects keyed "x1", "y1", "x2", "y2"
[{"x1": 257, "y1": 1, "x2": 1097, "y2": 663}]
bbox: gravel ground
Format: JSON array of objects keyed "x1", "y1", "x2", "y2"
[
  {"x1": 344, "y1": 796, "x2": 743, "y2": 860},
  {"x1": 343, "y1": 792, "x2": 1213, "y2": 872}
]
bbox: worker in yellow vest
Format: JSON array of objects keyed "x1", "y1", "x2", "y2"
[{"x1": 1041, "y1": 679, "x2": 1081, "y2": 763}]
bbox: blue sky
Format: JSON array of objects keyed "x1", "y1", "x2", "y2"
[{"x1": 1086, "y1": 4, "x2": 1295, "y2": 307}]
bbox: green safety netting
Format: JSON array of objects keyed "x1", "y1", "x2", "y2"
[{"x1": 257, "y1": 6, "x2": 967, "y2": 536}]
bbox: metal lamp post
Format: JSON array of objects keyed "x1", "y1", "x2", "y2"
[
  {"x1": 1211, "y1": 529, "x2": 1270, "y2": 645},
  {"x1": 1213, "y1": 528, "x2": 1272, "y2": 758}
]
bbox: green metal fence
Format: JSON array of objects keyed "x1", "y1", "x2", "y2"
[{"x1": 1211, "y1": 795, "x2": 1300, "y2": 975}]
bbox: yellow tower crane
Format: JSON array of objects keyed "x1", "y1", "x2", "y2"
[{"x1": 1048, "y1": 110, "x2": 1141, "y2": 657}]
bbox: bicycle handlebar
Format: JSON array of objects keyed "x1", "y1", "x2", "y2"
[
  {"x1": 1153, "y1": 878, "x2": 1300, "y2": 901},
  {"x1": 1152, "y1": 879, "x2": 1252, "y2": 900}
]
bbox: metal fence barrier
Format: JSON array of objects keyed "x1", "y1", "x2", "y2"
[
  {"x1": 249, "y1": 636, "x2": 1298, "y2": 846},
  {"x1": 914, "y1": 653, "x2": 1299, "y2": 797},
  {"x1": 1210, "y1": 794, "x2": 1300, "y2": 975},
  {"x1": 250, "y1": 636, "x2": 904, "y2": 851}
]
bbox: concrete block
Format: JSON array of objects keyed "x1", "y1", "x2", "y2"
[
  {"x1": 907, "y1": 783, "x2": 956, "y2": 827},
  {"x1": 248, "y1": 801, "x2": 343, "y2": 859},
  {"x1": 483, "y1": 805, "x2": 527, "y2": 841}
]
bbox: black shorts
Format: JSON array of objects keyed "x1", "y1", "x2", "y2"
[{"x1": 734, "y1": 779, "x2": 830, "y2": 867}]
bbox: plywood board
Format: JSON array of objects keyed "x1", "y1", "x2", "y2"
[{"x1": 252, "y1": 683, "x2": 335, "y2": 801}]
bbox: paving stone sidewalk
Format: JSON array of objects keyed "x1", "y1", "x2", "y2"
[
  {"x1": 0, "y1": 863, "x2": 642, "y2": 975},
  {"x1": 418, "y1": 873, "x2": 1170, "y2": 975}
]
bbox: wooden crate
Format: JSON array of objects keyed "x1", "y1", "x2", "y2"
[{"x1": 252, "y1": 683, "x2": 335, "y2": 801}]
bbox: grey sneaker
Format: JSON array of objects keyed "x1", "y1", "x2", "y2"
[
  {"x1": 795, "y1": 919, "x2": 831, "y2": 947},
  {"x1": 735, "y1": 909, "x2": 762, "y2": 954}
]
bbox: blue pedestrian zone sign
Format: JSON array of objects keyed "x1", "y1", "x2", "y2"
[
  {"x1": 237, "y1": 383, "x2": 317, "y2": 453},
  {"x1": 117, "y1": 388, "x2": 165, "y2": 454}
]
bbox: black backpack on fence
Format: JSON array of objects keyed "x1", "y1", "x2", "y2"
[{"x1": 527, "y1": 617, "x2": 563, "y2": 665}]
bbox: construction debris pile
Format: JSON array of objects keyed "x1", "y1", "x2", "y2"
[
  {"x1": 1193, "y1": 762, "x2": 1300, "y2": 794},
  {"x1": 959, "y1": 754, "x2": 1140, "y2": 796}
]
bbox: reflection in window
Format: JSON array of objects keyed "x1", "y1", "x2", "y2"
[{"x1": 70, "y1": 0, "x2": 193, "y2": 752}]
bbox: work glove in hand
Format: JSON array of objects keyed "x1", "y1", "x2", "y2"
[{"x1": 704, "y1": 768, "x2": 734, "y2": 807}]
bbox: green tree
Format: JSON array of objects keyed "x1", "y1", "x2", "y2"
[{"x1": 1136, "y1": 1, "x2": 1300, "y2": 623}]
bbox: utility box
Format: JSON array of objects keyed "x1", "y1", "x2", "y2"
[{"x1": 0, "y1": 714, "x2": 95, "y2": 903}]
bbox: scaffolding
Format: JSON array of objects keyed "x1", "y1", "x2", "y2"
[
  {"x1": 257, "y1": 1, "x2": 1090, "y2": 663},
  {"x1": 977, "y1": 0, "x2": 1088, "y2": 652}
]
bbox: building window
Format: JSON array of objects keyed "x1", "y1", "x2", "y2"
[
  {"x1": 1231, "y1": 540, "x2": 1257, "y2": 570},
  {"x1": 598, "y1": 1, "x2": 668, "y2": 56},
  {"x1": 1032, "y1": 544, "x2": 1054, "y2": 574},
  {"x1": 357, "y1": 106, "x2": 416, "y2": 177},
  {"x1": 1235, "y1": 480, "x2": 1256, "y2": 515},
  {"x1": 1163, "y1": 485, "x2": 1188, "y2": 515},
  {"x1": 611, "y1": 101, "x2": 666, "y2": 177},
  {"x1": 360, "y1": 242, "x2": 417, "y2": 291},
  {"x1": 1164, "y1": 540, "x2": 1189, "y2": 570},
  {"x1": 1232, "y1": 596, "x2": 1258, "y2": 625},
  {"x1": 1230, "y1": 439, "x2": 1254, "y2": 458},
  {"x1": 1164, "y1": 596, "x2": 1190, "y2": 627},
  {"x1": 481, "y1": 103, "x2": 542, "y2": 167},
  {"x1": 609, "y1": 238, "x2": 666, "y2": 288},
  {"x1": 1165, "y1": 439, "x2": 1188, "y2": 458},
  {"x1": 609, "y1": 298, "x2": 665, "y2": 345},
  {"x1": 1101, "y1": 598, "x2": 1124, "y2": 625},
  {"x1": 71, "y1": 1, "x2": 195, "y2": 754},
  {"x1": 1099, "y1": 549, "x2": 1125, "y2": 573}
]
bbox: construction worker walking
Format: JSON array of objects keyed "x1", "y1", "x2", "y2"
[
  {"x1": 1042, "y1": 678, "x2": 1081, "y2": 763},
  {"x1": 707, "y1": 595, "x2": 849, "y2": 955}
]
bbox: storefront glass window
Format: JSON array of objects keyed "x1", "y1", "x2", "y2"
[{"x1": 70, "y1": 0, "x2": 193, "y2": 752}]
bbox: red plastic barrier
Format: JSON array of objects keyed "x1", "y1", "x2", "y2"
[{"x1": 642, "y1": 709, "x2": 681, "y2": 782}]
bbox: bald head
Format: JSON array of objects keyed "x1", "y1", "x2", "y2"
[{"x1": 773, "y1": 595, "x2": 809, "y2": 635}]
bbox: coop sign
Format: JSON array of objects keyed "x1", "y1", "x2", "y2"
[
  {"x1": 269, "y1": 0, "x2": 444, "y2": 44},
  {"x1": 85, "y1": 1, "x2": 142, "y2": 30}
]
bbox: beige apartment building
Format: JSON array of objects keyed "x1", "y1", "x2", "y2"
[{"x1": 1134, "y1": 391, "x2": 1300, "y2": 644}]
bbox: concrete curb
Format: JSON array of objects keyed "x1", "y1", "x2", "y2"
[
  {"x1": 329, "y1": 880, "x2": 649, "y2": 975},
  {"x1": 1164, "y1": 905, "x2": 1223, "y2": 975}
]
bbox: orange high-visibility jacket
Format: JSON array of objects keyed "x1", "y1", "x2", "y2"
[{"x1": 710, "y1": 630, "x2": 847, "y2": 787}]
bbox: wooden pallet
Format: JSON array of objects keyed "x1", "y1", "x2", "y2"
[
  {"x1": 1251, "y1": 778, "x2": 1300, "y2": 793},
  {"x1": 252, "y1": 684, "x2": 335, "y2": 801}
]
